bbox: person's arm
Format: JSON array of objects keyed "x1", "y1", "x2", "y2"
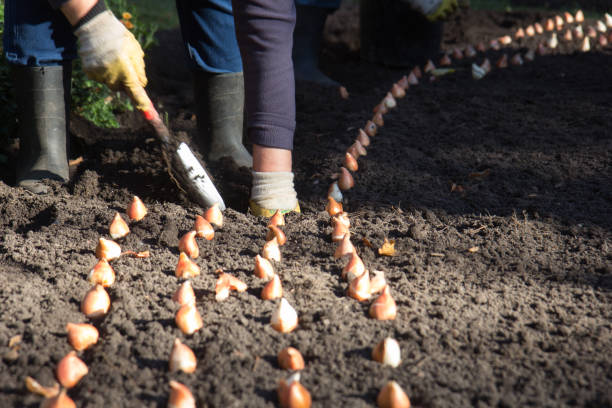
[{"x1": 58, "y1": 0, "x2": 98, "y2": 25}]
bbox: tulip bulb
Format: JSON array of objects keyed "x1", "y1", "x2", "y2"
[
  {"x1": 499, "y1": 35, "x2": 512, "y2": 45},
  {"x1": 364, "y1": 120, "x2": 377, "y2": 137},
  {"x1": 555, "y1": 15, "x2": 564, "y2": 29},
  {"x1": 390, "y1": 83, "x2": 406, "y2": 98},
  {"x1": 344, "y1": 152, "x2": 358, "y2": 172},
  {"x1": 278, "y1": 373, "x2": 311, "y2": 408},
  {"x1": 524, "y1": 48, "x2": 536, "y2": 61},
  {"x1": 41, "y1": 389, "x2": 76, "y2": 408},
  {"x1": 515, "y1": 27, "x2": 525, "y2": 38},
  {"x1": 348, "y1": 269, "x2": 371, "y2": 301},
  {"x1": 337, "y1": 167, "x2": 354, "y2": 191},
  {"x1": 127, "y1": 196, "x2": 147, "y2": 221},
  {"x1": 564, "y1": 11, "x2": 574, "y2": 23},
  {"x1": 563, "y1": 29, "x2": 573, "y2": 41},
  {"x1": 575, "y1": 10, "x2": 584, "y2": 23},
  {"x1": 372, "y1": 337, "x2": 401, "y2": 368},
  {"x1": 169, "y1": 338, "x2": 197, "y2": 373},
  {"x1": 194, "y1": 215, "x2": 214, "y2": 240},
  {"x1": 465, "y1": 44, "x2": 477, "y2": 57},
  {"x1": 382, "y1": 92, "x2": 396, "y2": 109},
  {"x1": 423, "y1": 60, "x2": 435, "y2": 73},
  {"x1": 372, "y1": 112, "x2": 384, "y2": 127},
  {"x1": 587, "y1": 25, "x2": 597, "y2": 38},
  {"x1": 326, "y1": 196, "x2": 343, "y2": 217},
  {"x1": 412, "y1": 65, "x2": 422, "y2": 78},
  {"x1": 548, "y1": 33, "x2": 558, "y2": 49},
  {"x1": 574, "y1": 25, "x2": 584, "y2": 39},
  {"x1": 175, "y1": 252, "x2": 200, "y2": 279},
  {"x1": 172, "y1": 280, "x2": 196, "y2": 306},
  {"x1": 331, "y1": 220, "x2": 349, "y2": 243},
  {"x1": 334, "y1": 233, "x2": 355, "y2": 259},
  {"x1": 606, "y1": 13, "x2": 612, "y2": 27},
  {"x1": 168, "y1": 381, "x2": 196, "y2": 408},
  {"x1": 178, "y1": 230, "x2": 199, "y2": 258},
  {"x1": 66, "y1": 323, "x2": 99, "y2": 351},
  {"x1": 332, "y1": 211, "x2": 350, "y2": 229},
  {"x1": 175, "y1": 300, "x2": 203, "y2": 335},
  {"x1": 599, "y1": 33, "x2": 608, "y2": 46},
  {"x1": 95, "y1": 237, "x2": 121, "y2": 261},
  {"x1": 342, "y1": 251, "x2": 365, "y2": 282},
  {"x1": 227, "y1": 273, "x2": 247, "y2": 292},
  {"x1": 407, "y1": 71, "x2": 419, "y2": 85},
  {"x1": 370, "y1": 270, "x2": 387, "y2": 294},
  {"x1": 339, "y1": 86, "x2": 349, "y2": 99},
  {"x1": 471, "y1": 63, "x2": 486, "y2": 80},
  {"x1": 267, "y1": 225, "x2": 287, "y2": 246},
  {"x1": 534, "y1": 22, "x2": 544, "y2": 34},
  {"x1": 254, "y1": 254, "x2": 275, "y2": 280},
  {"x1": 481, "y1": 58, "x2": 492, "y2": 73},
  {"x1": 271, "y1": 298, "x2": 298, "y2": 333},
  {"x1": 56, "y1": 351, "x2": 88, "y2": 388},
  {"x1": 439, "y1": 54, "x2": 451, "y2": 66},
  {"x1": 369, "y1": 285, "x2": 397, "y2": 320},
  {"x1": 496, "y1": 54, "x2": 508, "y2": 68},
  {"x1": 278, "y1": 347, "x2": 305, "y2": 371},
  {"x1": 262, "y1": 237, "x2": 281, "y2": 262},
  {"x1": 88, "y1": 259, "x2": 115, "y2": 287},
  {"x1": 25, "y1": 376, "x2": 60, "y2": 398},
  {"x1": 81, "y1": 284, "x2": 110, "y2": 319},
  {"x1": 510, "y1": 53, "x2": 523, "y2": 66},
  {"x1": 489, "y1": 39, "x2": 500, "y2": 50},
  {"x1": 328, "y1": 182, "x2": 343, "y2": 203},
  {"x1": 377, "y1": 381, "x2": 410, "y2": 408},
  {"x1": 109, "y1": 212, "x2": 129, "y2": 239},
  {"x1": 262, "y1": 274, "x2": 283, "y2": 300},
  {"x1": 204, "y1": 202, "x2": 223, "y2": 228},
  {"x1": 545, "y1": 18, "x2": 555, "y2": 31},
  {"x1": 215, "y1": 274, "x2": 231, "y2": 301},
  {"x1": 348, "y1": 140, "x2": 367, "y2": 159},
  {"x1": 269, "y1": 209, "x2": 286, "y2": 227},
  {"x1": 373, "y1": 102, "x2": 388, "y2": 114},
  {"x1": 397, "y1": 75, "x2": 409, "y2": 90},
  {"x1": 357, "y1": 129, "x2": 370, "y2": 147}
]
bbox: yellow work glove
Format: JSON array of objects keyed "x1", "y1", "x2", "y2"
[
  {"x1": 74, "y1": 11, "x2": 149, "y2": 111},
  {"x1": 405, "y1": 0, "x2": 459, "y2": 21}
]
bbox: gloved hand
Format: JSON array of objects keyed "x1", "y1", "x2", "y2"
[
  {"x1": 249, "y1": 171, "x2": 300, "y2": 217},
  {"x1": 74, "y1": 10, "x2": 149, "y2": 111},
  {"x1": 404, "y1": 0, "x2": 459, "y2": 21}
]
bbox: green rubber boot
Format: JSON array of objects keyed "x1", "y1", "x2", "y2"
[
  {"x1": 13, "y1": 64, "x2": 71, "y2": 194},
  {"x1": 292, "y1": 5, "x2": 340, "y2": 87},
  {"x1": 194, "y1": 71, "x2": 252, "y2": 168}
]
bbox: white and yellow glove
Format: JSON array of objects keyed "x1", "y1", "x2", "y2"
[
  {"x1": 405, "y1": 0, "x2": 459, "y2": 21},
  {"x1": 249, "y1": 171, "x2": 300, "y2": 217},
  {"x1": 74, "y1": 10, "x2": 149, "y2": 111}
]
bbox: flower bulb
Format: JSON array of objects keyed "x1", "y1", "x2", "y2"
[
  {"x1": 56, "y1": 351, "x2": 88, "y2": 388},
  {"x1": 65, "y1": 323, "x2": 99, "y2": 351},
  {"x1": 109, "y1": 212, "x2": 129, "y2": 239},
  {"x1": 127, "y1": 196, "x2": 147, "y2": 221},
  {"x1": 372, "y1": 337, "x2": 401, "y2": 368},
  {"x1": 271, "y1": 298, "x2": 298, "y2": 333},
  {"x1": 172, "y1": 280, "x2": 196, "y2": 306},
  {"x1": 175, "y1": 252, "x2": 200, "y2": 279},
  {"x1": 88, "y1": 259, "x2": 115, "y2": 287},
  {"x1": 204, "y1": 202, "x2": 223, "y2": 228},
  {"x1": 168, "y1": 381, "x2": 196, "y2": 408},
  {"x1": 262, "y1": 237, "x2": 281, "y2": 262},
  {"x1": 278, "y1": 347, "x2": 305, "y2": 371},
  {"x1": 337, "y1": 167, "x2": 354, "y2": 191},
  {"x1": 169, "y1": 338, "x2": 197, "y2": 373},
  {"x1": 262, "y1": 274, "x2": 283, "y2": 300},
  {"x1": 369, "y1": 285, "x2": 397, "y2": 320},
  {"x1": 348, "y1": 270, "x2": 371, "y2": 301},
  {"x1": 254, "y1": 254, "x2": 275, "y2": 280},
  {"x1": 194, "y1": 215, "x2": 214, "y2": 240},
  {"x1": 334, "y1": 233, "x2": 355, "y2": 259},
  {"x1": 95, "y1": 237, "x2": 121, "y2": 261},
  {"x1": 81, "y1": 284, "x2": 110, "y2": 319},
  {"x1": 377, "y1": 381, "x2": 410, "y2": 408},
  {"x1": 175, "y1": 300, "x2": 203, "y2": 335}
]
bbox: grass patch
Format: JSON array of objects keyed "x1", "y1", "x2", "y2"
[{"x1": 129, "y1": 0, "x2": 178, "y2": 29}]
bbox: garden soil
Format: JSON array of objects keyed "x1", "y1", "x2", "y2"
[{"x1": 1, "y1": 5, "x2": 611, "y2": 408}]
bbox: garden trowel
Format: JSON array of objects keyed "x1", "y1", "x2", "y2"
[{"x1": 140, "y1": 94, "x2": 226, "y2": 210}]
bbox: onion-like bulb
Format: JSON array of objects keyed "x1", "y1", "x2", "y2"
[
  {"x1": 357, "y1": 129, "x2": 370, "y2": 147},
  {"x1": 66, "y1": 323, "x2": 99, "y2": 351},
  {"x1": 372, "y1": 112, "x2": 384, "y2": 127},
  {"x1": 397, "y1": 75, "x2": 409, "y2": 90},
  {"x1": 331, "y1": 221, "x2": 349, "y2": 243},
  {"x1": 575, "y1": 10, "x2": 584, "y2": 23},
  {"x1": 267, "y1": 225, "x2": 287, "y2": 246},
  {"x1": 364, "y1": 120, "x2": 377, "y2": 137},
  {"x1": 382, "y1": 92, "x2": 396, "y2": 109},
  {"x1": 328, "y1": 182, "x2": 343, "y2": 203},
  {"x1": 407, "y1": 71, "x2": 419, "y2": 85},
  {"x1": 278, "y1": 347, "x2": 305, "y2": 371},
  {"x1": 332, "y1": 211, "x2": 350, "y2": 229},
  {"x1": 369, "y1": 285, "x2": 397, "y2": 320},
  {"x1": 262, "y1": 274, "x2": 283, "y2": 300},
  {"x1": 41, "y1": 389, "x2": 76, "y2": 408},
  {"x1": 88, "y1": 258, "x2": 115, "y2": 287},
  {"x1": 204, "y1": 202, "x2": 223, "y2": 228},
  {"x1": 175, "y1": 299, "x2": 203, "y2": 335},
  {"x1": 348, "y1": 270, "x2": 371, "y2": 301},
  {"x1": 169, "y1": 338, "x2": 197, "y2": 373},
  {"x1": 334, "y1": 233, "x2": 354, "y2": 259},
  {"x1": 254, "y1": 254, "x2": 275, "y2": 280},
  {"x1": 81, "y1": 284, "x2": 110, "y2": 319},
  {"x1": 56, "y1": 351, "x2": 88, "y2": 388},
  {"x1": 271, "y1": 298, "x2": 298, "y2": 333},
  {"x1": 344, "y1": 152, "x2": 358, "y2": 172},
  {"x1": 262, "y1": 237, "x2": 281, "y2": 262},
  {"x1": 127, "y1": 195, "x2": 147, "y2": 221},
  {"x1": 337, "y1": 167, "x2": 354, "y2": 191},
  {"x1": 326, "y1": 196, "x2": 343, "y2": 217},
  {"x1": 95, "y1": 237, "x2": 121, "y2": 261},
  {"x1": 172, "y1": 280, "x2": 196, "y2": 305},
  {"x1": 175, "y1": 252, "x2": 200, "y2": 279},
  {"x1": 372, "y1": 337, "x2": 401, "y2": 368},
  {"x1": 278, "y1": 373, "x2": 311, "y2": 408},
  {"x1": 439, "y1": 54, "x2": 451, "y2": 66},
  {"x1": 194, "y1": 215, "x2": 214, "y2": 240},
  {"x1": 370, "y1": 270, "x2": 387, "y2": 294},
  {"x1": 391, "y1": 83, "x2": 406, "y2": 98},
  {"x1": 424, "y1": 59, "x2": 436, "y2": 72},
  {"x1": 377, "y1": 381, "x2": 411, "y2": 408},
  {"x1": 109, "y1": 212, "x2": 129, "y2": 239},
  {"x1": 168, "y1": 381, "x2": 196, "y2": 408},
  {"x1": 268, "y1": 209, "x2": 285, "y2": 227},
  {"x1": 178, "y1": 230, "x2": 199, "y2": 259},
  {"x1": 342, "y1": 251, "x2": 365, "y2": 282}
]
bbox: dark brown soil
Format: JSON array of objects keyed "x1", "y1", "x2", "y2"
[{"x1": 1, "y1": 5, "x2": 611, "y2": 408}]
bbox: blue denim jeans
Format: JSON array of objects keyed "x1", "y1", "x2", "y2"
[{"x1": 3, "y1": 0, "x2": 77, "y2": 66}]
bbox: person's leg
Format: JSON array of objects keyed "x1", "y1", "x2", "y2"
[
  {"x1": 176, "y1": 0, "x2": 252, "y2": 168},
  {"x1": 4, "y1": 0, "x2": 76, "y2": 194},
  {"x1": 293, "y1": 0, "x2": 341, "y2": 87},
  {"x1": 232, "y1": 0, "x2": 299, "y2": 215}
]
